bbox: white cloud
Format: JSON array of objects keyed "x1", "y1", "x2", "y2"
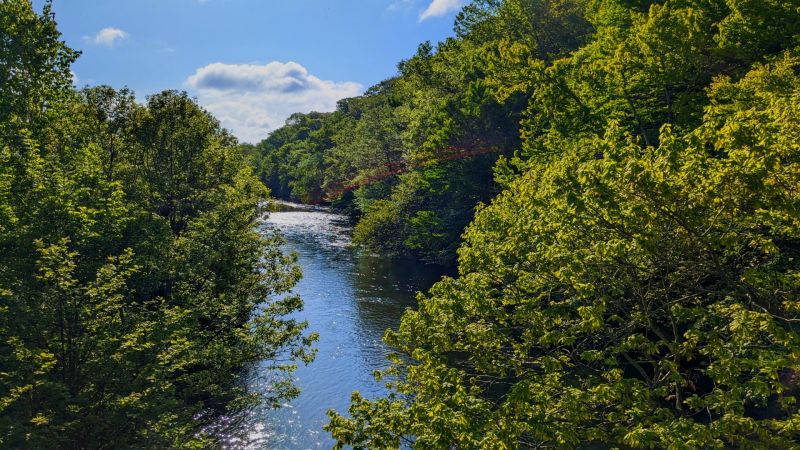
[
  {"x1": 186, "y1": 61, "x2": 363, "y2": 143},
  {"x1": 388, "y1": 0, "x2": 416, "y2": 12},
  {"x1": 85, "y1": 27, "x2": 128, "y2": 47},
  {"x1": 419, "y1": 0, "x2": 462, "y2": 21}
]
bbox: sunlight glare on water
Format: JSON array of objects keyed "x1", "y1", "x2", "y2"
[{"x1": 215, "y1": 201, "x2": 445, "y2": 449}]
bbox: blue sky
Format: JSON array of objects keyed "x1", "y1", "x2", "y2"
[{"x1": 36, "y1": 0, "x2": 464, "y2": 143}]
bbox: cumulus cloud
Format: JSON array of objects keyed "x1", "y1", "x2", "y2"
[
  {"x1": 85, "y1": 27, "x2": 128, "y2": 47},
  {"x1": 419, "y1": 0, "x2": 462, "y2": 21},
  {"x1": 186, "y1": 61, "x2": 363, "y2": 143}
]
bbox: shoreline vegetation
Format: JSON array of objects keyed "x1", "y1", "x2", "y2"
[
  {"x1": 1, "y1": 2, "x2": 315, "y2": 447},
  {"x1": 3, "y1": 0, "x2": 800, "y2": 448},
  {"x1": 250, "y1": 0, "x2": 800, "y2": 447}
]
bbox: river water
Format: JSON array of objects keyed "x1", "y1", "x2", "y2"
[{"x1": 218, "y1": 202, "x2": 445, "y2": 449}]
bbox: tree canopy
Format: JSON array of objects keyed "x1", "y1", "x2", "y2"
[
  {"x1": 4, "y1": 0, "x2": 800, "y2": 447},
  {"x1": 0, "y1": 2, "x2": 314, "y2": 447},
  {"x1": 322, "y1": 0, "x2": 800, "y2": 448}
]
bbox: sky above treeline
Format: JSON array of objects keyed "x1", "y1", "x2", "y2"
[{"x1": 35, "y1": 0, "x2": 463, "y2": 143}]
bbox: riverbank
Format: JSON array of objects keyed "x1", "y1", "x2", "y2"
[{"x1": 218, "y1": 202, "x2": 448, "y2": 448}]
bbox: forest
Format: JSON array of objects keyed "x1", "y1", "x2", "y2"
[
  {"x1": 0, "y1": 2, "x2": 315, "y2": 447},
  {"x1": 4, "y1": 0, "x2": 800, "y2": 448},
  {"x1": 254, "y1": 0, "x2": 800, "y2": 447}
]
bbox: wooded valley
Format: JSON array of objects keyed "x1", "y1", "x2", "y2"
[{"x1": 3, "y1": 0, "x2": 800, "y2": 448}]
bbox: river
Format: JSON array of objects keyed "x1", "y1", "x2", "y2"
[{"x1": 216, "y1": 202, "x2": 445, "y2": 449}]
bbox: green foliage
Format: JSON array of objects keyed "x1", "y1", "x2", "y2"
[
  {"x1": 326, "y1": 0, "x2": 800, "y2": 448},
  {"x1": 248, "y1": 30, "x2": 522, "y2": 264},
  {"x1": 253, "y1": 111, "x2": 335, "y2": 204},
  {"x1": 0, "y1": 0, "x2": 79, "y2": 139},
  {"x1": 329, "y1": 54, "x2": 800, "y2": 449},
  {"x1": 352, "y1": 199, "x2": 407, "y2": 256},
  {"x1": 0, "y1": 2, "x2": 313, "y2": 447}
]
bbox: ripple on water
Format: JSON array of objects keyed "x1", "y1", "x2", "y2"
[{"x1": 211, "y1": 202, "x2": 447, "y2": 449}]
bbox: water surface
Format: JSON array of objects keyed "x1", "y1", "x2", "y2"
[{"x1": 220, "y1": 202, "x2": 445, "y2": 449}]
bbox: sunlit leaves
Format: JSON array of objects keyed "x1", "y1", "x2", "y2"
[
  {"x1": 0, "y1": 4, "x2": 312, "y2": 446},
  {"x1": 329, "y1": 52, "x2": 800, "y2": 448}
]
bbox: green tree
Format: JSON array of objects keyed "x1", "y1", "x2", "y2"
[
  {"x1": 1, "y1": 2, "x2": 314, "y2": 447},
  {"x1": 327, "y1": 53, "x2": 800, "y2": 449}
]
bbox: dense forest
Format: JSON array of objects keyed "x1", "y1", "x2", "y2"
[
  {"x1": 244, "y1": 39, "x2": 525, "y2": 265},
  {"x1": 0, "y1": 1, "x2": 315, "y2": 448},
  {"x1": 3, "y1": 0, "x2": 800, "y2": 448},
  {"x1": 310, "y1": 0, "x2": 800, "y2": 448}
]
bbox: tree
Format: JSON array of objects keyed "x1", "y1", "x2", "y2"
[
  {"x1": 327, "y1": 53, "x2": 800, "y2": 449},
  {"x1": 0, "y1": 0, "x2": 78, "y2": 138},
  {"x1": 1, "y1": 3, "x2": 314, "y2": 447}
]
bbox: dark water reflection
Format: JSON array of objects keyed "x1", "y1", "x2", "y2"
[{"x1": 217, "y1": 202, "x2": 446, "y2": 449}]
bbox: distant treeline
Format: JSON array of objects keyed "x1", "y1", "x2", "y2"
[{"x1": 243, "y1": 44, "x2": 525, "y2": 265}]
